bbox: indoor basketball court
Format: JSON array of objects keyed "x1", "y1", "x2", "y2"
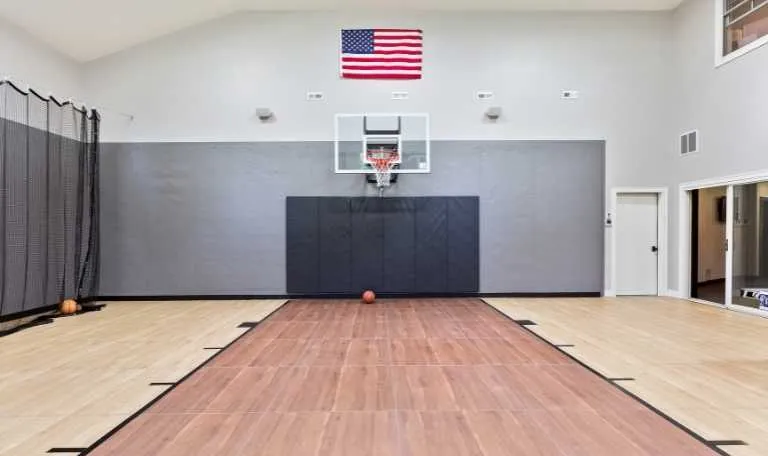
[{"x1": 2, "y1": 1, "x2": 768, "y2": 455}]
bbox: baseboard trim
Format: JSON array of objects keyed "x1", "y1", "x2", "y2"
[
  {"x1": 92, "y1": 292, "x2": 602, "y2": 302},
  {"x1": 662, "y1": 289, "x2": 681, "y2": 298}
]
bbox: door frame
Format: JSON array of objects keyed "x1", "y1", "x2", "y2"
[
  {"x1": 678, "y1": 169, "x2": 768, "y2": 318},
  {"x1": 606, "y1": 187, "x2": 668, "y2": 297}
]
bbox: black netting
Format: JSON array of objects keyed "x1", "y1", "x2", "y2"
[{"x1": 0, "y1": 81, "x2": 100, "y2": 317}]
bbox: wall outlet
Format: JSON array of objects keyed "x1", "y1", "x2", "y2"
[
  {"x1": 476, "y1": 91, "x2": 494, "y2": 100},
  {"x1": 562, "y1": 90, "x2": 579, "y2": 100},
  {"x1": 391, "y1": 91, "x2": 409, "y2": 100},
  {"x1": 306, "y1": 92, "x2": 325, "y2": 101}
]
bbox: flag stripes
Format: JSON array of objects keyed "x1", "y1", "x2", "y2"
[{"x1": 341, "y1": 28, "x2": 423, "y2": 80}]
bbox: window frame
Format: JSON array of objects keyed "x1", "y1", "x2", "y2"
[{"x1": 715, "y1": 0, "x2": 768, "y2": 67}]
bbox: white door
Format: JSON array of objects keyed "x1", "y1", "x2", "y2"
[{"x1": 616, "y1": 193, "x2": 659, "y2": 295}]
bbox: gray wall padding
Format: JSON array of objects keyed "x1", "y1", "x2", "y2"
[
  {"x1": 99, "y1": 140, "x2": 604, "y2": 295},
  {"x1": 286, "y1": 196, "x2": 479, "y2": 295}
]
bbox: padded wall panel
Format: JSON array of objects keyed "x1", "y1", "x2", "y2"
[
  {"x1": 285, "y1": 197, "x2": 319, "y2": 294},
  {"x1": 351, "y1": 198, "x2": 384, "y2": 293},
  {"x1": 382, "y1": 198, "x2": 416, "y2": 293},
  {"x1": 447, "y1": 197, "x2": 480, "y2": 293},
  {"x1": 286, "y1": 196, "x2": 479, "y2": 295},
  {"x1": 317, "y1": 198, "x2": 352, "y2": 294},
  {"x1": 414, "y1": 197, "x2": 448, "y2": 293}
]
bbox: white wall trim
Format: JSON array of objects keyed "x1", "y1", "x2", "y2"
[
  {"x1": 687, "y1": 298, "x2": 768, "y2": 319},
  {"x1": 680, "y1": 168, "x2": 768, "y2": 191},
  {"x1": 714, "y1": 0, "x2": 768, "y2": 67},
  {"x1": 608, "y1": 187, "x2": 668, "y2": 297},
  {"x1": 677, "y1": 168, "x2": 768, "y2": 302},
  {"x1": 725, "y1": 185, "x2": 734, "y2": 305},
  {"x1": 663, "y1": 288, "x2": 681, "y2": 298}
]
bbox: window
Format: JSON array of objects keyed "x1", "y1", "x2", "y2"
[{"x1": 719, "y1": 0, "x2": 768, "y2": 63}]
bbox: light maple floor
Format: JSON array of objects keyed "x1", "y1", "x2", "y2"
[
  {"x1": 0, "y1": 299, "x2": 286, "y2": 456},
  {"x1": 88, "y1": 299, "x2": 715, "y2": 456},
  {"x1": 485, "y1": 297, "x2": 768, "y2": 456}
]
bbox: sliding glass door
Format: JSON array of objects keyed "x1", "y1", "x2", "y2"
[{"x1": 729, "y1": 183, "x2": 768, "y2": 312}]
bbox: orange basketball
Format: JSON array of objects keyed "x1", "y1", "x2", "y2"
[
  {"x1": 362, "y1": 290, "x2": 376, "y2": 304},
  {"x1": 59, "y1": 299, "x2": 78, "y2": 315}
]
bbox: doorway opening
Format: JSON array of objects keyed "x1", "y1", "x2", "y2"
[
  {"x1": 610, "y1": 188, "x2": 668, "y2": 297},
  {"x1": 680, "y1": 176, "x2": 768, "y2": 316},
  {"x1": 690, "y1": 187, "x2": 727, "y2": 304}
]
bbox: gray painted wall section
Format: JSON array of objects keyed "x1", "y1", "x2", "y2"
[{"x1": 99, "y1": 140, "x2": 604, "y2": 295}]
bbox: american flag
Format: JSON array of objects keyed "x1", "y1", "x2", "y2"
[{"x1": 340, "y1": 29, "x2": 423, "y2": 80}]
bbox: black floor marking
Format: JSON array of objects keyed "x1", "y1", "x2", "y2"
[
  {"x1": 555, "y1": 344, "x2": 575, "y2": 348},
  {"x1": 710, "y1": 440, "x2": 747, "y2": 446},
  {"x1": 79, "y1": 301, "x2": 288, "y2": 455},
  {"x1": 480, "y1": 299, "x2": 733, "y2": 456},
  {"x1": 47, "y1": 448, "x2": 87, "y2": 453},
  {"x1": 608, "y1": 377, "x2": 636, "y2": 382},
  {"x1": 237, "y1": 322, "x2": 258, "y2": 328},
  {"x1": 0, "y1": 317, "x2": 54, "y2": 338},
  {"x1": 149, "y1": 382, "x2": 176, "y2": 386},
  {"x1": 514, "y1": 319, "x2": 537, "y2": 326},
  {"x1": 203, "y1": 347, "x2": 224, "y2": 350}
]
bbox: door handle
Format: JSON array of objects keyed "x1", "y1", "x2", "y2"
[{"x1": 651, "y1": 246, "x2": 658, "y2": 253}]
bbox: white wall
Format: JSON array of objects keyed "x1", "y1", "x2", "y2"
[
  {"x1": 0, "y1": 17, "x2": 82, "y2": 101},
  {"x1": 84, "y1": 11, "x2": 678, "y2": 295},
  {"x1": 84, "y1": 12, "x2": 674, "y2": 183},
  {"x1": 668, "y1": 0, "x2": 768, "y2": 292},
  {"x1": 672, "y1": 0, "x2": 768, "y2": 182},
  {"x1": 3, "y1": 3, "x2": 766, "y2": 297}
]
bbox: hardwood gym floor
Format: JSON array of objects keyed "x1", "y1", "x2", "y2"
[
  {"x1": 486, "y1": 297, "x2": 768, "y2": 456},
  {"x1": 0, "y1": 299, "x2": 286, "y2": 456},
  {"x1": 87, "y1": 298, "x2": 715, "y2": 456}
]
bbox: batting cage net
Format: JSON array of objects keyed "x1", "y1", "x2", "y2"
[{"x1": 0, "y1": 80, "x2": 100, "y2": 319}]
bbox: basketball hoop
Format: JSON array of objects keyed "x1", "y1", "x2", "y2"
[{"x1": 366, "y1": 147, "x2": 399, "y2": 188}]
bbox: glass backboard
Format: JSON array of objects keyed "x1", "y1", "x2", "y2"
[{"x1": 334, "y1": 113, "x2": 430, "y2": 174}]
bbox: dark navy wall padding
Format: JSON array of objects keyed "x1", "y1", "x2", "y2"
[
  {"x1": 286, "y1": 196, "x2": 479, "y2": 295},
  {"x1": 285, "y1": 197, "x2": 319, "y2": 294},
  {"x1": 317, "y1": 198, "x2": 352, "y2": 294},
  {"x1": 382, "y1": 198, "x2": 416, "y2": 293},
  {"x1": 448, "y1": 197, "x2": 480, "y2": 293},
  {"x1": 351, "y1": 198, "x2": 384, "y2": 293},
  {"x1": 414, "y1": 197, "x2": 449, "y2": 294}
]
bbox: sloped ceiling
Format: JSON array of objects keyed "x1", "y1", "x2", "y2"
[{"x1": 0, "y1": 0, "x2": 684, "y2": 61}]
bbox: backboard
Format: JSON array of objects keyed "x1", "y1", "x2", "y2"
[{"x1": 334, "y1": 113, "x2": 430, "y2": 174}]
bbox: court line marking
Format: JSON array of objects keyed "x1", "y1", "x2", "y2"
[
  {"x1": 514, "y1": 319, "x2": 537, "y2": 326},
  {"x1": 78, "y1": 303, "x2": 288, "y2": 455},
  {"x1": 481, "y1": 298, "x2": 737, "y2": 456}
]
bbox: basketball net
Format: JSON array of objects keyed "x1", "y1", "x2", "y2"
[{"x1": 367, "y1": 148, "x2": 399, "y2": 189}]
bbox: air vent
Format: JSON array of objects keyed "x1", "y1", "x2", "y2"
[{"x1": 680, "y1": 130, "x2": 698, "y2": 155}]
